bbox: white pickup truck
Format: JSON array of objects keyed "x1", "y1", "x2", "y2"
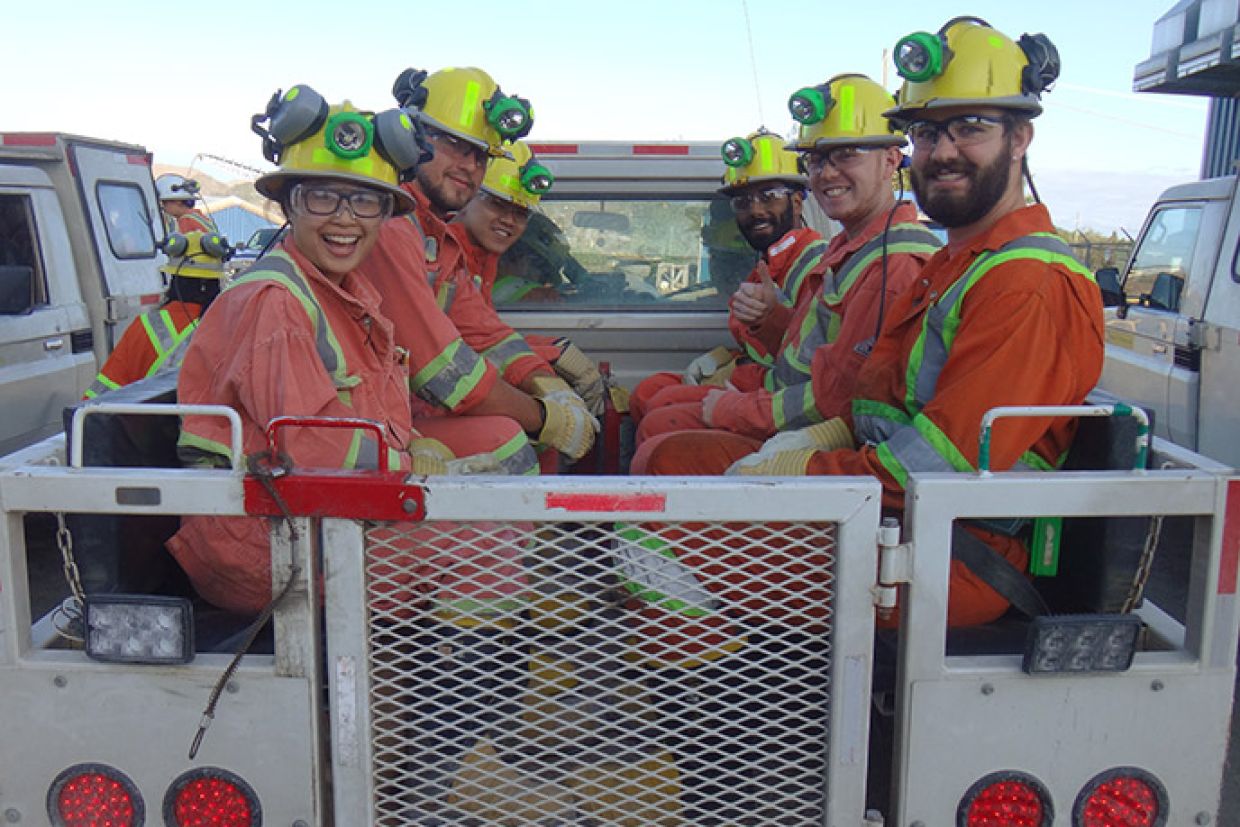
[
  {"x1": 0, "y1": 141, "x2": 1235, "y2": 827},
  {"x1": 0, "y1": 133, "x2": 166, "y2": 455},
  {"x1": 1095, "y1": 174, "x2": 1240, "y2": 469}
]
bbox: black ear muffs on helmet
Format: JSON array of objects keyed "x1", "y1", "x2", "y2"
[
  {"x1": 199, "y1": 233, "x2": 233, "y2": 261},
  {"x1": 392, "y1": 68, "x2": 430, "y2": 109},
  {"x1": 1018, "y1": 33, "x2": 1061, "y2": 97},
  {"x1": 160, "y1": 233, "x2": 189, "y2": 258},
  {"x1": 251, "y1": 84, "x2": 330, "y2": 164},
  {"x1": 372, "y1": 108, "x2": 434, "y2": 181}
]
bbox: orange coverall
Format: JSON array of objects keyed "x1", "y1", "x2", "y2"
[
  {"x1": 633, "y1": 204, "x2": 934, "y2": 462},
  {"x1": 629, "y1": 227, "x2": 826, "y2": 423},
  {"x1": 83, "y1": 300, "x2": 203, "y2": 397},
  {"x1": 168, "y1": 239, "x2": 416, "y2": 614},
  {"x1": 643, "y1": 205, "x2": 1104, "y2": 626}
]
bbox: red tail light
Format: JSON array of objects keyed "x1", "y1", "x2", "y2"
[
  {"x1": 1074, "y1": 768, "x2": 1167, "y2": 827},
  {"x1": 958, "y1": 771, "x2": 1053, "y2": 827},
  {"x1": 165, "y1": 767, "x2": 260, "y2": 827},
  {"x1": 47, "y1": 763, "x2": 143, "y2": 827}
]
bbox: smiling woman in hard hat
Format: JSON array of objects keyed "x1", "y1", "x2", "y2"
[{"x1": 167, "y1": 85, "x2": 461, "y2": 629}]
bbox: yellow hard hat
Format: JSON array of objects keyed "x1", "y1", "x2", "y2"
[
  {"x1": 392, "y1": 67, "x2": 534, "y2": 158},
  {"x1": 251, "y1": 85, "x2": 426, "y2": 214},
  {"x1": 785, "y1": 74, "x2": 904, "y2": 151},
  {"x1": 480, "y1": 141, "x2": 554, "y2": 210},
  {"x1": 885, "y1": 17, "x2": 1060, "y2": 125},
  {"x1": 719, "y1": 129, "x2": 805, "y2": 195},
  {"x1": 160, "y1": 231, "x2": 231, "y2": 280}
]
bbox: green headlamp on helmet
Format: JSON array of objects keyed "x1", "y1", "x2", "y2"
[
  {"x1": 520, "y1": 159, "x2": 554, "y2": 195},
  {"x1": 720, "y1": 137, "x2": 755, "y2": 168},
  {"x1": 484, "y1": 89, "x2": 535, "y2": 141},
  {"x1": 788, "y1": 85, "x2": 832, "y2": 125},
  {"x1": 894, "y1": 31, "x2": 949, "y2": 83}
]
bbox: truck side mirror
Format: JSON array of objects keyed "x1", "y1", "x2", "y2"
[{"x1": 1095, "y1": 266, "x2": 1124, "y2": 308}]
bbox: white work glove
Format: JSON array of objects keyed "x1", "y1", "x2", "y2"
[
  {"x1": 552, "y1": 339, "x2": 607, "y2": 417},
  {"x1": 726, "y1": 418, "x2": 853, "y2": 476},
  {"x1": 530, "y1": 376, "x2": 599, "y2": 461},
  {"x1": 684, "y1": 345, "x2": 737, "y2": 386}
]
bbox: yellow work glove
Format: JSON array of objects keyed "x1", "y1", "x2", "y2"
[
  {"x1": 552, "y1": 339, "x2": 606, "y2": 417},
  {"x1": 408, "y1": 437, "x2": 453, "y2": 476},
  {"x1": 683, "y1": 345, "x2": 738, "y2": 386},
  {"x1": 725, "y1": 418, "x2": 852, "y2": 477},
  {"x1": 759, "y1": 417, "x2": 853, "y2": 454},
  {"x1": 530, "y1": 375, "x2": 600, "y2": 461}
]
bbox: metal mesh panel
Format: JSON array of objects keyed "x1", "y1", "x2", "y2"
[{"x1": 362, "y1": 518, "x2": 836, "y2": 827}]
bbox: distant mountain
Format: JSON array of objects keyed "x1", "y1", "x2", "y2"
[{"x1": 153, "y1": 163, "x2": 267, "y2": 209}]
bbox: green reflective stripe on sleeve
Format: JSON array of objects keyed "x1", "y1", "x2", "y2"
[
  {"x1": 741, "y1": 338, "x2": 775, "y2": 368},
  {"x1": 345, "y1": 428, "x2": 369, "y2": 470},
  {"x1": 434, "y1": 596, "x2": 530, "y2": 617},
  {"x1": 875, "y1": 441, "x2": 909, "y2": 488},
  {"x1": 779, "y1": 239, "x2": 828, "y2": 308},
  {"x1": 771, "y1": 381, "x2": 824, "y2": 431},
  {"x1": 911, "y1": 413, "x2": 973, "y2": 472},
  {"x1": 483, "y1": 332, "x2": 538, "y2": 373},
  {"x1": 493, "y1": 430, "x2": 540, "y2": 476},
  {"x1": 1017, "y1": 449, "x2": 1057, "y2": 472},
  {"x1": 411, "y1": 338, "x2": 489, "y2": 409},
  {"x1": 83, "y1": 374, "x2": 121, "y2": 399}
]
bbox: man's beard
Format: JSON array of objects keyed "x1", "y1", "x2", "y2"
[
  {"x1": 737, "y1": 202, "x2": 796, "y2": 252},
  {"x1": 912, "y1": 140, "x2": 1014, "y2": 229}
]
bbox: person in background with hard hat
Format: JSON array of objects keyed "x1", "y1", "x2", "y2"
[
  {"x1": 360, "y1": 67, "x2": 597, "y2": 469},
  {"x1": 156, "y1": 173, "x2": 218, "y2": 236},
  {"x1": 450, "y1": 140, "x2": 608, "y2": 416},
  {"x1": 83, "y1": 230, "x2": 230, "y2": 398},
  {"x1": 734, "y1": 18, "x2": 1103, "y2": 630},
  {"x1": 632, "y1": 74, "x2": 940, "y2": 473},
  {"x1": 627, "y1": 129, "x2": 827, "y2": 429}
]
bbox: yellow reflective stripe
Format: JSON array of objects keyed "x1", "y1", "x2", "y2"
[
  {"x1": 757, "y1": 135, "x2": 774, "y2": 174},
  {"x1": 177, "y1": 429, "x2": 235, "y2": 468},
  {"x1": 460, "y1": 80, "x2": 481, "y2": 128},
  {"x1": 838, "y1": 83, "x2": 856, "y2": 133}
]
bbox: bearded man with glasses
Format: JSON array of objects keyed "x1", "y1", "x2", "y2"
[{"x1": 732, "y1": 19, "x2": 1104, "y2": 630}]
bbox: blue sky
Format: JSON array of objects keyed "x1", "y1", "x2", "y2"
[{"x1": 5, "y1": 1, "x2": 1207, "y2": 233}]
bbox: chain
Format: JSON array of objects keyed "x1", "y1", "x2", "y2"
[
  {"x1": 1121, "y1": 459, "x2": 1174, "y2": 614},
  {"x1": 54, "y1": 512, "x2": 86, "y2": 605}
]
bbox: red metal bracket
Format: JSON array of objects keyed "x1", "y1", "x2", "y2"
[{"x1": 244, "y1": 468, "x2": 426, "y2": 521}]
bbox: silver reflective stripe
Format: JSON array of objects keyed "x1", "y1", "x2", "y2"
[
  {"x1": 910, "y1": 234, "x2": 1083, "y2": 411},
  {"x1": 412, "y1": 338, "x2": 489, "y2": 409},
  {"x1": 771, "y1": 380, "x2": 823, "y2": 431},
  {"x1": 780, "y1": 238, "x2": 829, "y2": 308},
  {"x1": 881, "y1": 422, "x2": 957, "y2": 476},
  {"x1": 483, "y1": 332, "x2": 538, "y2": 374}
]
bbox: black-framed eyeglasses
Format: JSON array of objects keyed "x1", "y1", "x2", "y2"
[
  {"x1": 292, "y1": 184, "x2": 393, "y2": 219},
  {"x1": 424, "y1": 126, "x2": 488, "y2": 167},
  {"x1": 904, "y1": 114, "x2": 1009, "y2": 150},
  {"x1": 801, "y1": 145, "x2": 880, "y2": 175},
  {"x1": 729, "y1": 185, "x2": 793, "y2": 213}
]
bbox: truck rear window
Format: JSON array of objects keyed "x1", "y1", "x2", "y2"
[
  {"x1": 0, "y1": 194, "x2": 47, "y2": 314},
  {"x1": 96, "y1": 182, "x2": 157, "y2": 259},
  {"x1": 496, "y1": 197, "x2": 758, "y2": 310}
]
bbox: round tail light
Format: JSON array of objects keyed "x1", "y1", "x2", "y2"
[
  {"x1": 47, "y1": 763, "x2": 144, "y2": 827},
  {"x1": 164, "y1": 767, "x2": 261, "y2": 827},
  {"x1": 1074, "y1": 767, "x2": 1168, "y2": 827},
  {"x1": 958, "y1": 771, "x2": 1053, "y2": 827}
]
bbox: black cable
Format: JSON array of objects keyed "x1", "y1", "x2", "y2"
[
  {"x1": 860, "y1": 169, "x2": 909, "y2": 355},
  {"x1": 1023, "y1": 157, "x2": 1042, "y2": 204}
]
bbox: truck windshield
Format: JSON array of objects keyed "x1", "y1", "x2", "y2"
[
  {"x1": 1124, "y1": 205, "x2": 1201, "y2": 311},
  {"x1": 496, "y1": 197, "x2": 758, "y2": 310}
]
